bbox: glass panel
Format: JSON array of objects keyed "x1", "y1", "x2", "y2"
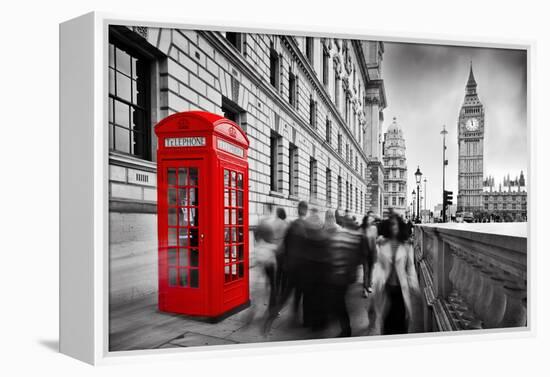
[
  {"x1": 189, "y1": 187, "x2": 198, "y2": 206},
  {"x1": 224, "y1": 209, "x2": 230, "y2": 224},
  {"x1": 231, "y1": 228, "x2": 237, "y2": 243},
  {"x1": 231, "y1": 245, "x2": 237, "y2": 259},
  {"x1": 178, "y1": 188, "x2": 187, "y2": 206},
  {"x1": 231, "y1": 171, "x2": 237, "y2": 187},
  {"x1": 224, "y1": 266, "x2": 231, "y2": 282},
  {"x1": 190, "y1": 269, "x2": 199, "y2": 288},
  {"x1": 116, "y1": 72, "x2": 132, "y2": 102},
  {"x1": 168, "y1": 228, "x2": 177, "y2": 246},
  {"x1": 178, "y1": 208, "x2": 189, "y2": 226},
  {"x1": 114, "y1": 100, "x2": 130, "y2": 128},
  {"x1": 179, "y1": 248, "x2": 189, "y2": 267},
  {"x1": 109, "y1": 68, "x2": 115, "y2": 95},
  {"x1": 179, "y1": 269, "x2": 188, "y2": 287},
  {"x1": 231, "y1": 209, "x2": 237, "y2": 225},
  {"x1": 237, "y1": 191, "x2": 243, "y2": 207},
  {"x1": 237, "y1": 209, "x2": 244, "y2": 225},
  {"x1": 231, "y1": 189, "x2": 237, "y2": 206},
  {"x1": 224, "y1": 227, "x2": 231, "y2": 243},
  {"x1": 237, "y1": 244, "x2": 244, "y2": 261},
  {"x1": 168, "y1": 248, "x2": 177, "y2": 266},
  {"x1": 224, "y1": 188, "x2": 230, "y2": 206},
  {"x1": 178, "y1": 228, "x2": 188, "y2": 247},
  {"x1": 109, "y1": 124, "x2": 114, "y2": 149},
  {"x1": 168, "y1": 267, "x2": 177, "y2": 286},
  {"x1": 168, "y1": 207, "x2": 177, "y2": 226},
  {"x1": 190, "y1": 249, "x2": 199, "y2": 267},
  {"x1": 189, "y1": 168, "x2": 198, "y2": 186},
  {"x1": 224, "y1": 169, "x2": 230, "y2": 187},
  {"x1": 238, "y1": 263, "x2": 244, "y2": 278},
  {"x1": 237, "y1": 227, "x2": 244, "y2": 243},
  {"x1": 115, "y1": 47, "x2": 131, "y2": 76},
  {"x1": 108, "y1": 44, "x2": 115, "y2": 68},
  {"x1": 178, "y1": 168, "x2": 188, "y2": 186},
  {"x1": 131, "y1": 57, "x2": 138, "y2": 79},
  {"x1": 189, "y1": 207, "x2": 198, "y2": 226},
  {"x1": 224, "y1": 246, "x2": 230, "y2": 260},
  {"x1": 167, "y1": 168, "x2": 176, "y2": 186},
  {"x1": 189, "y1": 228, "x2": 199, "y2": 247},
  {"x1": 231, "y1": 264, "x2": 237, "y2": 276},
  {"x1": 114, "y1": 126, "x2": 130, "y2": 154},
  {"x1": 237, "y1": 173, "x2": 243, "y2": 189},
  {"x1": 168, "y1": 188, "x2": 177, "y2": 205}
]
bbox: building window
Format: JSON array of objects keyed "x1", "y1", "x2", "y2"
[
  {"x1": 345, "y1": 143, "x2": 350, "y2": 164},
  {"x1": 334, "y1": 68, "x2": 340, "y2": 108},
  {"x1": 222, "y1": 97, "x2": 246, "y2": 131},
  {"x1": 384, "y1": 197, "x2": 389, "y2": 207},
  {"x1": 270, "y1": 132, "x2": 282, "y2": 192},
  {"x1": 269, "y1": 48, "x2": 280, "y2": 89},
  {"x1": 392, "y1": 197, "x2": 396, "y2": 206},
  {"x1": 289, "y1": 143, "x2": 299, "y2": 196},
  {"x1": 306, "y1": 37, "x2": 314, "y2": 64},
  {"x1": 289, "y1": 71, "x2": 298, "y2": 108},
  {"x1": 346, "y1": 181, "x2": 350, "y2": 210},
  {"x1": 226, "y1": 32, "x2": 243, "y2": 52},
  {"x1": 309, "y1": 98, "x2": 317, "y2": 129},
  {"x1": 322, "y1": 48, "x2": 330, "y2": 86},
  {"x1": 326, "y1": 168, "x2": 332, "y2": 206},
  {"x1": 325, "y1": 118, "x2": 332, "y2": 144},
  {"x1": 337, "y1": 133, "x2": 343, "y2": 154},
  {"x1": 360, "y1": 190, "x2": 363, "y2": 213},
  {"x1": 108, "y1": 41, "x2": 151, "y2": 160},
  {"x1": 399, "y1": 197, "x2": 405, "y2": 207},
  {"x1": 309, "y1": 157, "x2": 318, "y2": 199},
  {"x1": 337, "y1": 176, "x2": 343, "y2": 209},
  {"x1": 355, "y1": 187, "x2": 359, "y2": 212},
  {"x1": 384, "y1": 183, "x2": 388, "y2": 191}
]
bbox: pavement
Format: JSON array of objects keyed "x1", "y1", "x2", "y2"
[{"x1": 109, "y1": 268, "x2": 375, "y2": 351}]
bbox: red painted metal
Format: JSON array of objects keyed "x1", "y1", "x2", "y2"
[{"x1": 155, "y1": 111, "x2": 250, "y2": 318}]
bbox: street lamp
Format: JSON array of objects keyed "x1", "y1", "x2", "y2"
[
  {"x1": 424, "y1": 177, "x2": 427, "y2": 211},
  {"x1": 412, "y1": 190, "x2": 416, "y2": 220},
  {"x1": 415, "y1": 166, "x2": 423, "y2": 223}
]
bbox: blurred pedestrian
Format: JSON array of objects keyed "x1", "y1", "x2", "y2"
[
  {"x1": 360, "y1": 211, "x2": 378, "y2": 298},
  {"x1": 370, "y1": 214, "x2": 423, "y2": 335}
]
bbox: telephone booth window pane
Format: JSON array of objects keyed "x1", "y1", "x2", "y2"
[
  {"x1": 189, "y1": 228, "x2": 199, "y2": 247},
  {"x1": 224, "y1": 227, "x2": 230, "y2": 243},
  {"x1": 190, "y1": 269, "x2": 199, "y2": 288},
  {"x1": 231, "y1": 171, "x2": 237, "y2": 187},
  {"x1": 189, "y1": 168, "x2": 198, "y2": 186},
  {"x1": 168, "y1": 188, "x2": 176, "y2": 205},
  {"x1": 179, "y1": 248, "x2": 189, "y2": 267},
  {"x1": 224, "y1": 210, "x2": 230, "y2": 224},
  {"x1": 168, "y1": 248, "x2": 177, "y2": 266},
  {"x1": 224, "y1": 266, "x2": 231, "y2": 282},
  {"x1": 178, "y1": 188, "x2": 187, "y2": 206},
  {"x1": 238, "y1": 263, "x2": 244, "y2": 278},
  {"x1": 168, "y1": 268, "x2": 177, "y2": 286},
  {"x1": 237, "y1": 173, "x2": 243, "y2": 189},
  {"x1": 224, "y1": 246, "x2": 230, "y2": 260},
  {"x1": 224, "y1": 189, "x2": 230, "y2": 206},
  {"x1": 190, "y1": 249, "x2": 199, "y2": 267},
  {"x1": 189, "y1": 188, "x2": 198, "y2": 205},
  {"x1": 231, "y1": 228, "x2": 237, "y2": 243},
  {"x1": 178, "y1": 229, "x2": 188, "y2": 247},
  {"x1": 167, "y1": 169, "x2": 177, "y2": 186},
  {"x1": 237, "y1": 244, "x2": 244, "y2": 260},
  {"x1": 224, "y1": 169, "x2": 230, "y2": 186},
  {"x1": 179, "y1": 208, "x2": 189, "y2": 226},
  {"x1": 231, "y1": 245, "x2": 237, "y2": 259},
  {"x1": 231, "y1": 264, "x2": 237, "y2": 277},
  {"x1": 237, "y1": 209, "x2": 244, "y2": 225},
  {"x1": 231, "y1": 191, "x2": 237, "y2": 206},
  {"x1": 189, "y1": 208, "x2": 198, "y2": 226},
  {"x1": 179, "y1": 269, "x2": 188, "y2": 287},
  {"x1": 178, "y1": 168, "x2": 188, "y2": 186},
  {"x1": 168, "y1": 207, "x2": 177, "y2": 226},
  {"x1": 237, "y1": 191, "x2": 243, "y2": 207},
  {"x1": 237, "y1": 228, "x2": 244, "y2": 243},
  {"x1": 168, "y1": 228, "x2": 177, "y2": 246},
  {"x1": 231, "y1": 210, "x2": 237, "y2": 225}
]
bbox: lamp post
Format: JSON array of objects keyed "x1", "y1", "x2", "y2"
[
  {"x1": 441, "y1": 125, "x2": 449, "y2": 222},
  {"x1": 412, "y1": 190, "x2": 416, "y2": 220},
  {"x1": 415, "y1": 166, "x2": 423, "y2": 223}
]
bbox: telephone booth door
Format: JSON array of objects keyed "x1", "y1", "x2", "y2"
[{"x1": 158, "y1": 159, "x2": 207, "y2": 315}]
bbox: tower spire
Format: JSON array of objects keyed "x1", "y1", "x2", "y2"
[{"x1": 467, "y1": 61, "x2": 477, "y2": 88}]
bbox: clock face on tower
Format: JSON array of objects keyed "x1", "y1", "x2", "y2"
[{"x1": 465, "y1": 118, "x2": 479, "y2": 131}]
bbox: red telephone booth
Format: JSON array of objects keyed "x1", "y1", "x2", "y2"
[{"x1": 154, "y1": 111, "x2": 250, "y2": 319}]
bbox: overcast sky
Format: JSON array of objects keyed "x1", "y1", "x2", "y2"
[{"x1": 382, "y1": 42, "x2": 527, "y2": 211}]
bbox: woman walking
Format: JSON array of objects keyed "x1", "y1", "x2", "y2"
[{"x1": 370, "y1": 214, "x2": 422, "y2": 335}]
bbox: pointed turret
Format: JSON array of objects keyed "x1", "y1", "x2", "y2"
[{"x1": 467, "y1": 61, "x2": 477, "y2": 88}]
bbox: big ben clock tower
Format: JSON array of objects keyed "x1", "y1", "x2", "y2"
[{"x1": 457, "y1": 63, "x2": 484, "y2": 214}]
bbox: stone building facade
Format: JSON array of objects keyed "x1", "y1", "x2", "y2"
[
  {"x1": 107, "y1": 26, "x2": 386, "y2": 305},
  {"x1": 382, "y1": 117, "x2": 408, "y2": 216}
]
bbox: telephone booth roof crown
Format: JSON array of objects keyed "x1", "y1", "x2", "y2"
[{"x1": 155, "y1": 111, "x2": 249, "y2": 148}]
